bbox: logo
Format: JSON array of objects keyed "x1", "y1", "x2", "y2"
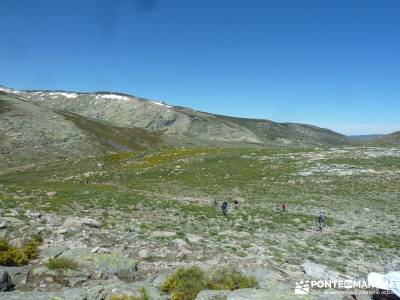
[{"x1": 295, "y1": 280, "x2": 310, "y2": 294}]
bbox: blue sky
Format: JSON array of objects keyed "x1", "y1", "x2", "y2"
[{"x1": 1, "y1": 0, "x2": 399, "y2": 135}]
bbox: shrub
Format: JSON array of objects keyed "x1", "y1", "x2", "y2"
[
  {"x1": 0, "y1": 246, "x2": 28, "y2": 266},
  {"x1": 161, "y1": 266, "x2": 207, "y2": 300},
  {"x1": 207, "y1": 267, "x2": 257, "y2": 290},
  {"x1": 23, "y1": 239, "x2": 40, "y2": 259},
  {"x1": 0, "y1": 236, "x2": 43, "y2": 266},
  {"x1": 0, "y1": 239, "x2": 10, "y2": 251},
  {"x1": 162, "y1": 266, "x2": 257, "y2": 300},
  {"x1": 47, "y1": 257, "x2": 78, "y2": 270},
  {"x1": 31, "y1": 234, "x2": 44, "y2": 244}
]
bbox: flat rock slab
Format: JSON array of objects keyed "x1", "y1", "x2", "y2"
[
  {"x1": 59, "y1": 248, "x2": 138, "y2": 278},
  {"x1": 227, "y1": 289, "x2": 272, "y2": 300},
  {"x1": 62, "y1": 217, "x2": 101, "y2": 229},
  {"x1": 150, "y1": 231, "x2": 176, "y2": 238},
  {"x1": 186, "y1": 233, "x2": 202, "y2": 243},
  {"x1": 0, "y1": 280, "x2": 168, "y2": 300},
  {"x1": 39, "y1": 245, "x2": 67, "y2": 259},
  {"x1": 0, "y1": 288, "x2": 87, "y2": 300},
  {"x1": 195, "y1": 290, "x2": 230, "y2": 300},
  {"x1": 302, "y1": 260, "x2": 342, "y2": 281},
  {"x1": 242, "y1": 267, "x2": 284, "y2": 289}
]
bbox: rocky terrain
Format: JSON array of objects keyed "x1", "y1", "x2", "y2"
[
  {"x1": 0, "y1": 145, "x2": 399, "y2": 299},
  {"x1": 0, "y1": 86, "x2": 399, "y2": 299}
]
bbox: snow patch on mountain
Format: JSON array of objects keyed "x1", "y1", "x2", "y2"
[
  {"x1": 0, "y1": 86, "x2": 19, "y2": 93},
  {"x1": 95, "y1": 94, "x2": 130, "y2": 102},
  {"x1": 49, "y1": 92, "x2": 79, "y2": 99},
  {"x1": 149, "y1": 100, "x2": 171, "y2": 108}
]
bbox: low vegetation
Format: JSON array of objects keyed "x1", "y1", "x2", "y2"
[
  {"x1": 162, "y1": 266, "x2": 257, "y2": 300},
  {"x1": 110, "y1": 288, "x2": 149, "y2": 300},
  {"x1": 46, "y1": 257, "x2": 78, "y2": 270},
  {"x1": 0, "y1": 237, "x2": 42, "y2": 266}
]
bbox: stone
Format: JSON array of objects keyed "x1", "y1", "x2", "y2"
[
  {"x1": 150, "y1": 231, "x2": 176, "y2": 238},
  {"x1": 91, "y1": 246, "x2": 101, "y2": 253},
  {"x1": 2, "y1": 267, "x2": 29, "y2": 287},
  {"x1": 195, "y1": 290, "x2": 230, "y2": 300},
  {"x1": 173, "y1": 238, "x2": 188, "y2": 247},
  {"x1": 138, "y1": 248, "x2": 151, "y2": 259},
  {"x1": 57, "y1": 228, "x2": 68, "y2": 234},
  {"x1": 226, "y1": 288, "x2": 273, "y2": 300},
  {"x1": 0, "y1": 222, "x2": 7, "y2": 229},
  {"x1": 0, "y1": 269, "x2": 14, "y2": 292},
  {"x1": 152, "y1": 271, "x2": 173, "y2": 288},
  {"x1": 39, "y1": 245, "x2": 67, "y2": 259},
  {"x1": 41, "y1": 214, "x2": 62, "y2": 226},
  {"x1": 186, "y1": 233, "x2": 202, "y2": 243},
  {"x1": 6, "y1": 209, "x2": 19, "y2": 217},
  {"x1": 25, "y1": 210, "x2": 42, "y2": 219},
  {"x1": 62, "y1": 217, "x2": 101, "y2": 229},
  {"x1": 302, "y1": 260, "x2": 341, "y2": 281},
  {"x1": 242, "y1": 267, "x2": 284, "y2": 289},
  {"x1": 32, "y1": 266, "x2": 50, "y2": 277},
  {"x1": 0, "y1": 289, "x2": 84, "y2": 300},
  {"x1": 60, "y1": 248, "x2": 138, "y2": 278},
  {"x1": 46, "y1": 191, "x2": 57, "y2": 197}
]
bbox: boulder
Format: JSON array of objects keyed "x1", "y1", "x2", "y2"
[
  {"x1": 302, "y1": 260, "x2": 341, "y2": 281},
  {"x1": 0, "y1": 269, "x2": 14, "y2": 292},
  {"x1": 186, "y1": 233, "x2": 202, "y2": 243},
  {"x1": 1, "y1": 267, "x2": 28, "y2": 288},
  {"x1": 173, "y1": 238, "x2": 188, "y2": 247},
  {"x1": 39, "y1": 245, "x2": 67, "y2": 259},
  {"x1": 227, "y1": 288, "x2": 272, "y2": 300},
  {"x1": 62, "y1": 217, "x2": 101, "y2": 229},
  {"x1": 152, "y1": 271, "x2": 173, "y2": 288},
  {"x1": 138, "y1": 248, "x2": 151, "y2": 259},
  {"x1": 41, "y1": 214, "x2": 63, "y2": 226},
  {"x1": 32, "y1": 266, "x2": 50, "y2": 277},
  {"x1": 91, "y1": 246, "x2": 101, "y2": 253},
  {"x1": 6, "y1": 209, "x2": 19, "y2": 217},
  {"x1": 46, "y1": 191, "x2": 57, "y2": 197},
  {"x1": 0, "y1": 279, "x2": 168, "y2": 300},
  {"x1": 63, "y1": 269, "x2": 91, "y2": 287},
  {"x1": 0, "y1": 288, "x2": 87, "y2": 300},
  {"x1": 59, "y1": 248, "x2": 138, "y2": 278},
  {"x1": 242, "y1": 267, "x2": 284, "y2": 289},
  {"x1": 195, "y1": 290, "x2": 230, "y2": 300},
  {"x1": 150, "y1": 231, "x2": 176, "y2": 238},
  {"x1": 25, "y1": 210, "x2": 42, "y2": 219}
]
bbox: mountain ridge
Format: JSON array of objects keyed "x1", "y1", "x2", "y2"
[
  {"x1": 0, "y1": 85, "x2": 349, "y2": 145},
  {"x1": 0, "y1": 84, "x2": 364, "y2": 168}
]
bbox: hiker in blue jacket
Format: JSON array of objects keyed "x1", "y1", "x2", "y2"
[{"x1": 221, "y1": 201, "x2": 228, "y2": 216}]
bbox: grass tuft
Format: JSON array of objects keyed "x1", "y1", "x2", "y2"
[{"x1": 47, "y1": 257, "x2": 78, "y2": 270}]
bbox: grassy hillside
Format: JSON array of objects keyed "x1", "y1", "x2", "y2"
[
  {"x1": 1, "y1": 146, "x2": 399, "y2": 285},
  {"x1": 0, "y1": 93, "x2": 169, "y2": 169},
  {"x1": 60, "y1": 111, "x2": 167, "y2": 152},
  {"x1": 7, "y1": 88, "x2": 351, "y2": 147},
  {"x1": 222, "y1": 115, "x2": 349, "y2": 146}
]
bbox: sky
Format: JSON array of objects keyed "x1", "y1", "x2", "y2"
[{"x1": 0, "y1": 0, "x2": 399, "y2": 135}]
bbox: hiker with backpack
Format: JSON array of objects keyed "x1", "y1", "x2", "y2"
[
  {"x1": 234, "y1": 199, "x2": 239, "y2": 210},
  {"x1": 221, "y1": 201, "x2": 228, "y2": 216},
  {"x1": 317, "y1": 211, "x2": 325, "y2": 232}
]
